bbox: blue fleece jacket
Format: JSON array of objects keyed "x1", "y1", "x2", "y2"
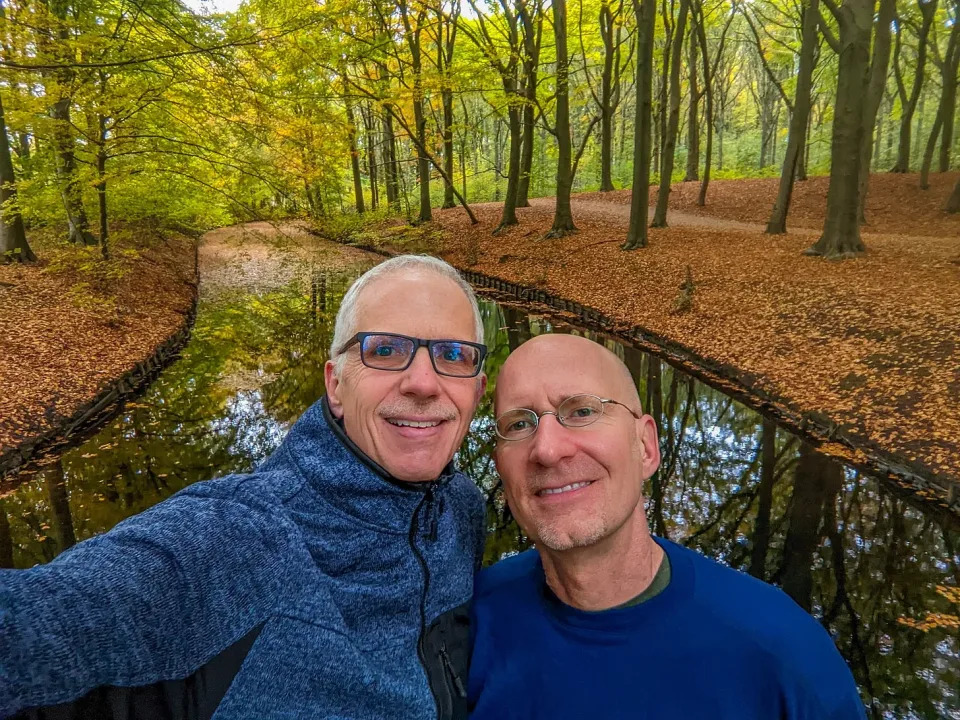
[
  {"x1": 0, "y1": 397, "x2": 485, "y2": 719},
  {"x1": 468, "y1": 538, "x2": 867, "y2": 720}
]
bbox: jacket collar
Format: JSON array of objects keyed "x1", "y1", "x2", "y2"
[{"x1": 264, "y1": 396, "x2": 458, "y2": 534}]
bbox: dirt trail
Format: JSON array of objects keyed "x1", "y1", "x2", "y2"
[{"x1": 527, "y1": 197, "x2": 773, "y2": 234}]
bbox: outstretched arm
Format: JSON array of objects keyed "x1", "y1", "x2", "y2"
[{"x1": 0, "y1": 481, "x2": 292, "y2": 716}]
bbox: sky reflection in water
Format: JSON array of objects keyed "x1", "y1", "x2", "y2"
[{"x1": 1, "y1": 271, "x2": 958, "y2": 719}]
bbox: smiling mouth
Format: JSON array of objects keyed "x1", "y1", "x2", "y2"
[
  {"x1": 386, "y1": 419, "x2": 442, "y2": 429},
  {"x1": 538, "y1": 481, "x2": 594, "y2": 497}
]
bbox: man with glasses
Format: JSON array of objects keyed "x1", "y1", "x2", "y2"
[
  {"x1": 1, "y1": 255, "x2": 486, "y2": 720},
  {"x1": 468, "y1": 333, "x2": 865, "y2": 719}
]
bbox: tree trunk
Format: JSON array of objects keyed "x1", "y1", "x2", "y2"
[
  {"x1": 684, "y1": 21, "x2": 699, "y2": 182},
  {"x1": 623, "y1": 0, "x2": 656, "y2": 248},
  {"x1": 362, "y1": 104, "x2": 379, "y2": 211},
  {"x1": 397, "y1": 3, "x2": 432, "y2": 223},
  {"x1": 383, "y1": 107, "x2": 400, "y2": 209},
  {"x1": 781, "y1": 444, "x2": 843, "y2": 612},
  {"x1": 41, "y1": 0, "x2": 95, "y2": 246},
  {"x1": 442, "y1": 88, "x2": 456, "y2": 209},
  {"x1": 806, "y1": 0, "x2": 872, "y2": 258},
  {"x1": 947, "y1": 176, "x2": 960, "y2": 212},
  {"x1": 857, "y1": 0, "x2": 896, "y2": 223},
  {"x1": 97, "y1": 115, "x2": 108, "y2": 260},
  {"x1": 766, "y1": 0, "x2": 819, "y2": 234},
  {"x1": 937, "y1": 22, "x2": 960, "y2": 173},
  {"x1": 414, "y1": 95, "x2": 431, "y2": 223},
  {"x1": 47, "y1": 462, "x2": 76, "y2": 554},
  {"x1": 695, "y1": 16, "x2": 712, "y2": 204},
  {"x1": 496, "y1": 104, "x2": 523, "y2": 232},
  {"x1": 346, "y1": 101, "x2": 366, "y2": 214},
  {"x1": 651, "y1": 0, "x2": 690, "y2": 227},
  {"x1": 518, "y1": 5, "x2": 542, "y2": 207},
  {"x1": 599, "y1": 0, "x2": 618, "y2": 191},
  {"x1": 547, "y1": 0, "x2": 577, "y2": 237},
  {"x1": 890, "y1": 2, "x2": 935, "y2": 173},
  {"x1": 749, "y1": 419, "x2": 777, "y2": 580},
  {"x1": 918, "y1": 20, "x2": 958, "y2": 191},
  {"x1": 0, "y1": 92, "x2": 34, "y2": 263}
]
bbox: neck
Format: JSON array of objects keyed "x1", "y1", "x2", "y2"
[{"x1": 539, "y1": 513, "x2": 663, "y2": 611}]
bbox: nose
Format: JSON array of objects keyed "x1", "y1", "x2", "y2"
[
  {"x1": 527, "y1": 413, "x2": 576, "y2": 467},
  {"x1": 398, "y1": 346, "x2": 442, "y2": 398}
]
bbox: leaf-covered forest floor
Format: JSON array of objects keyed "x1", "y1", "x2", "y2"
[
  {"x1": 1, "y1": 228, "x2": 196, "y2": 457},
  {"x1": 428, "y1": 172, "x2": 960, "y2": 494},
  {"x1": 0, "y1": 221, "x2": 373, "y2": 469}
]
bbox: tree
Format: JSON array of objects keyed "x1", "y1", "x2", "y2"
[
  {"x1": 37, "y1": 0, "x2": 97, "y2": 245},
  {"x1": 920, "y1": 4, "x2": 960, "y2": 187},
  {"x1": 857, "y1": 0, "x2": 896, "y2": 223},
  {"x1": 805, "y1": 0, "x2": 873, "y2": 258},
  {"x1": 0, "y1": 92, "x2": 33, "y2": 262},
  {"x1": 694, "y1": 0, "x2": 734, "y2": 206},
  {"x1": 516, "y1": 0, "x2": 543, "y2": 207},
  {"x1": 947, "y1": 176, "x2": 960, "y2": 212},
  {"x1": 462, "y1": 0, "x2": 524, "y2": 231},
  {"x1": 651, "y1": 0, "x2": 690, "y2": 227},
  {"x1": 430, "y1": 0, "x2": 460, "y2": 209},
  {"x1": 546, "y1": 0, "x2": 598, "y2": 237},
  {"x1": 346, "y1": 98, "x2": 366, "y2": 214},
  {"x1": 766, "y1": 0, "x2": 820, "y2": 234},
  {"x1": 890, "y1": 0, "x2": 937, "y2": 173},
  {"x1": 590, "y1": 0, "x2": 632, "y2": 191},
  {"x1": 622, "y1": 0, "x2": 656, "y2": 249},
  {"x1": 397, "y1": 0, "x2": 433, "y2": 223}
]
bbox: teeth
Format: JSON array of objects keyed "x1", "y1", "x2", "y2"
[
  {"x1": 388, "y1": 419, "x2": 440, "y2": 428},
  {"x1": 540, "y1": 481, "x2": 591, "y2": 496}
]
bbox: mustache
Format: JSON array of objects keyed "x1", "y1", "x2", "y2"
[{"x1": 378, "y1": 401, "x2": 457, "y2": 422}]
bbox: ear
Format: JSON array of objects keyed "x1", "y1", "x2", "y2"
[
  {"x1": 324, "y1": 360, "x2": 345, "y2": 419},
  {"x1": 636, "y1": 414, "x2": 661, "y2": 481}
]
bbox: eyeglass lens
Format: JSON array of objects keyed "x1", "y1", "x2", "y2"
[
  {"x1": 359, "y1": 334, "x2": 481, "y2": 377},
  {"x1": 496, "y1": 395, "x2": 605, "y2": 440}
]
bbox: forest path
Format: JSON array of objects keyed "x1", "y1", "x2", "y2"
[
  {"x1": 517, "y1": 195, "x2": 950, "y2": 245},
  {"x1": 527, "y1": 196, "x2": 775, "y2": 234}
]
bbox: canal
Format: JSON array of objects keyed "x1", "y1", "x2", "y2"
[{"x1": 1, "y1": 259, "x2": 957, "y2": 719}]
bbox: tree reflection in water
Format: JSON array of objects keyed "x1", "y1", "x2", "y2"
[{"x1": 1, "y1": 278, "x2": 957, "y2": 718}]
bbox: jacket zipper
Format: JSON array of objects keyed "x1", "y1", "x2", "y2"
[
  {"x1": 440, "y1": 642, "x2": 467, "y2": 698},
  {"x1": 411, "y1": 484, "x2": 447, "y2": 718}
]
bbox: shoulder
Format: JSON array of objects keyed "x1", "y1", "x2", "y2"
[
  {"x1": 176, "y1": 466, "x2": 308, "y2": 509},
  {"x1": 665, "y1": 539, "x2": 825, "y2": 639},
  {"x1": 661, "y1": 540, "x2": 864, "y2": 717}
]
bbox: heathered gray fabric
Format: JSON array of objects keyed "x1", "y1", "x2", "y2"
[{"x1": 0, "y1": 397, "x2": 486, "y2": 719}]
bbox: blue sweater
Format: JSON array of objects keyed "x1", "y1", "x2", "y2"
[
  {"x1": 468, "y1": 538, "x2": 867, "y2": 720},
  {"x1": 0, "y1": 398, "x2": 485, "y2": 719}
]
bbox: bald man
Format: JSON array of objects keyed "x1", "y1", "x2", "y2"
[{"x1": 467, "y1": 334, "x2": 866, "y2": 720}]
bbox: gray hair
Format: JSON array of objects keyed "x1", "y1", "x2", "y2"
[{"x1": 330, "y1": 255, "x2": 484, "y2": 377}]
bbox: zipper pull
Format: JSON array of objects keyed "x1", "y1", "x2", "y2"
[{"x1": 440, "y1": 643, "x2": 467, "y2": 698}]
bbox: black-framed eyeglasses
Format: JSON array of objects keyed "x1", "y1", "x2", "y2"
[
  {"x1": 495, "y1": 393, "x2": 640, "y2": 441},
  {"x1": 337, "y1": 332, "x2": 487, "y2": 378}
]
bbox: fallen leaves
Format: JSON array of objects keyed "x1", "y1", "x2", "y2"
[{"x1": 431, "y1": 174, "x2": 960, "y2": 487}]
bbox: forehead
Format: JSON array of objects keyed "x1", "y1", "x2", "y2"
[
  {"x1": 354, "y1": 271, "x2": 477, "y2": 339},
  {"x1": 496, "y1": 342, "x2": 621, "y2": 410}
]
